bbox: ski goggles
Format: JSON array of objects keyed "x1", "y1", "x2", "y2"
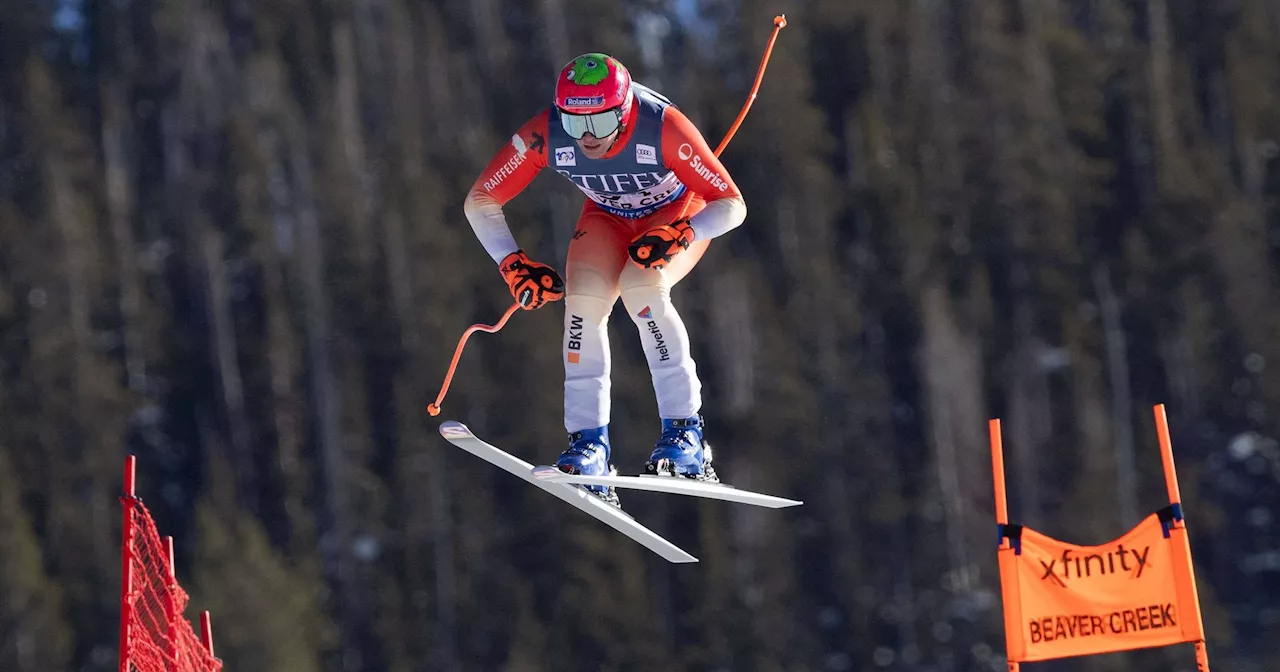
[{"x1": 559, "y1": 108, "x2": 623, "y2": 140}]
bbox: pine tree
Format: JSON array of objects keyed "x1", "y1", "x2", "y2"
[{"x1": 0, "y1": 448, "x2": 73, "y2": 671}]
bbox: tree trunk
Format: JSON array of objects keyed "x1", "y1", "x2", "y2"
[
  {"x1": 245, "y1": 52, "x2": 316, "y2": 559},
  {"x1": 202, "y1": 224, "x2": 255, "y2": 511},
  {"x1": 1094, "y1": 265, "x2": 1138, "y2": 527},
  {"x1": 540, "y1": 0, "x2": 572, "y2": 68},
  {"x1": 100, "y1": 81, "x2": 149, "y2": 393},
  {"x1": 331, "y1": 18, "x2": 375, "y2": 268},
  {"x1": 288, "y1": 113, "x2": 355, "y2": 668},
  {"x1": 1147, "y1": 0, "x2": 1185, "y2": 195},
  {"x1": 382, "y1": 2, "x2": 459, "y2": 667},
  {"x1": 919, "y1": 282, "x2": 989, "y2": 594},
  {"x1": 469, "y1": 0, "x2": 510, "y2": 81}
]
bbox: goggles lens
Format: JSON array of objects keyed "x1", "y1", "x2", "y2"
[{"x1": 560, "y1": 109, "x2": 622, "y2": 140}]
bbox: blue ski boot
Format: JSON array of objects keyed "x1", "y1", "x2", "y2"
[
  {"x1": 556, "y1": 426, "x2": 620, "y2": 507},
  {"x1": 644, "y1": 415, "x2": 719, "y2": 482}
]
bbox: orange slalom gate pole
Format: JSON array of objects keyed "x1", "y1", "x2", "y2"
[
  {"x1": 989, "y1": 419, "x2": 1021, "y2": 672},
  {"x1": 990, "y1": 419, "x2": 1010, "y2": 531},
  {"x1": 1153, "y1": 404, "x2": 1211, "y2": 671},
  {"x1": 427, "y1": 15, "x2": 789, "y2": 417},
  {"x1": 1154, "y1": 404, "x2": 1182, "y2": 507}
]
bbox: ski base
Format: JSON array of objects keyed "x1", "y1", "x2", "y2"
[
  {"x1": 531, "y1": 467, "x2": 803, "y2": 509},
  {"x1": 438, "y1": 421, "x2": 697, "y2": 563}
]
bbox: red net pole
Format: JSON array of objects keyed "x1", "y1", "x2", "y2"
[
  {"x1": 120, "y1": 456, "x2": 138, "y2": 672},
  {"x1": 200, "y1": 612, "x2": 215, "y2": 658},
  {"x1": 166, "y1": 536, "x2": 178, "y2": 672}
]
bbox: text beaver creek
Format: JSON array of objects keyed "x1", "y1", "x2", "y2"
[{"x1": 1029, "y1": 604, "x2": 1177, "y2": 643}]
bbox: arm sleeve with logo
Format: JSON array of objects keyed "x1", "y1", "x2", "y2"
[
  {"x1": 463, "y1": 110, "x2": 551, "y2": 263},
  {"x1": 660, "y1": 106, "x2": 747, "y2": 241}
]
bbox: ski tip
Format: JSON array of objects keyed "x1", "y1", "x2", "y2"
[{"x1": 439, "y1": 421, "x2": 471, "y2": 439}]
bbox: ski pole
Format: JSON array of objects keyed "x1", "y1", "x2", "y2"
[
  {"x1": 427, "y1": 302, "x2": 521, "y2": 416},
  {"x1": 667, "y1": 14, "x2": 788, "y2": 223},
  {"x1": 427, "y1": 14, "x2": 788, "y2": 418}
]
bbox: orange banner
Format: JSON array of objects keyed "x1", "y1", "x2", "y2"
[{"x1": 999, "y1": 513, "x2": 1206, "y2": 662}]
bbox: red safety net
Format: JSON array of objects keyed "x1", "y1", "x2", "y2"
[{"x1": 119, "y1": 457, "x2": 222, "y2": 672}]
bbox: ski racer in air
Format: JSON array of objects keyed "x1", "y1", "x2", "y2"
[{"x1": 463, "y1": 53, "x2": 747, "y2": 506}]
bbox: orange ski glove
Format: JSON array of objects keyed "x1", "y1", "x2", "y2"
[
  {"x1": 627, "y1": 218, "x2": 696, "y2": 270},
  {"x1": 499, "y1": 250, "x2": 565, "y2": 309}
]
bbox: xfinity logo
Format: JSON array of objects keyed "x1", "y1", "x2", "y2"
[
  {"x1": 646, "y1": 320, "x2": 669, "y2": 362},
  {"x1": 636, "y1": 143, "x2": 657, "y2": 165},
  {"x1": 1039, "y1": 545, "x2": 1151, "y2": 587},
  {"x1": 554, "y1": 146, "x2": 576, "y2": 167}
]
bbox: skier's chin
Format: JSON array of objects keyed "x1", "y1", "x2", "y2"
[{"x1": 577, "y1": 135, "x2": 617, "y2": 159}]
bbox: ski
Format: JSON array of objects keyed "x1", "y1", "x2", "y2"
[
  {"x1": 530, "y1": 467, "x2": 803, "y2": 509},
  {"x1": 438, "y1": 421, "x2": 698, "y2": 564}
]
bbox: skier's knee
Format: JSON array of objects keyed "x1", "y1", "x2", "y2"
[
  {"x1": 565, "y1": 267, "x2": 618, "y2": 303},
  {"x1": 564, "y1": 294, "x2": 612, "y2": 326},
  {"x1": 620, "y1": 284, "x2": 670, "y2": 323}
]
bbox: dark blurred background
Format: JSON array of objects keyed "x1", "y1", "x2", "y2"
[{"x1": 2, "y1": 0, "x2": 1279, "y2": 670}]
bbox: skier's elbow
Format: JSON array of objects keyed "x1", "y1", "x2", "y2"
[
  {"x1": 463, "y1": 190, "x2": 481, "y2": 220},
  {"x1": 724, "y1": 194, "x2": 747, "y2": 233},
  {"x1": 690, "y1": 194, "x2": 747, "y2": 242},
  {"x1": 464, "y1": 189, "x2": 502, "y2": 222}
]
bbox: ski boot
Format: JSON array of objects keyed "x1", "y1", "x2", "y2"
[
  {"x1": 644, "y1": 415, "x2": 719, "y2": 483},
  {"x1": 556, "y1": 426, "x2": 621, "y2": 508}
]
